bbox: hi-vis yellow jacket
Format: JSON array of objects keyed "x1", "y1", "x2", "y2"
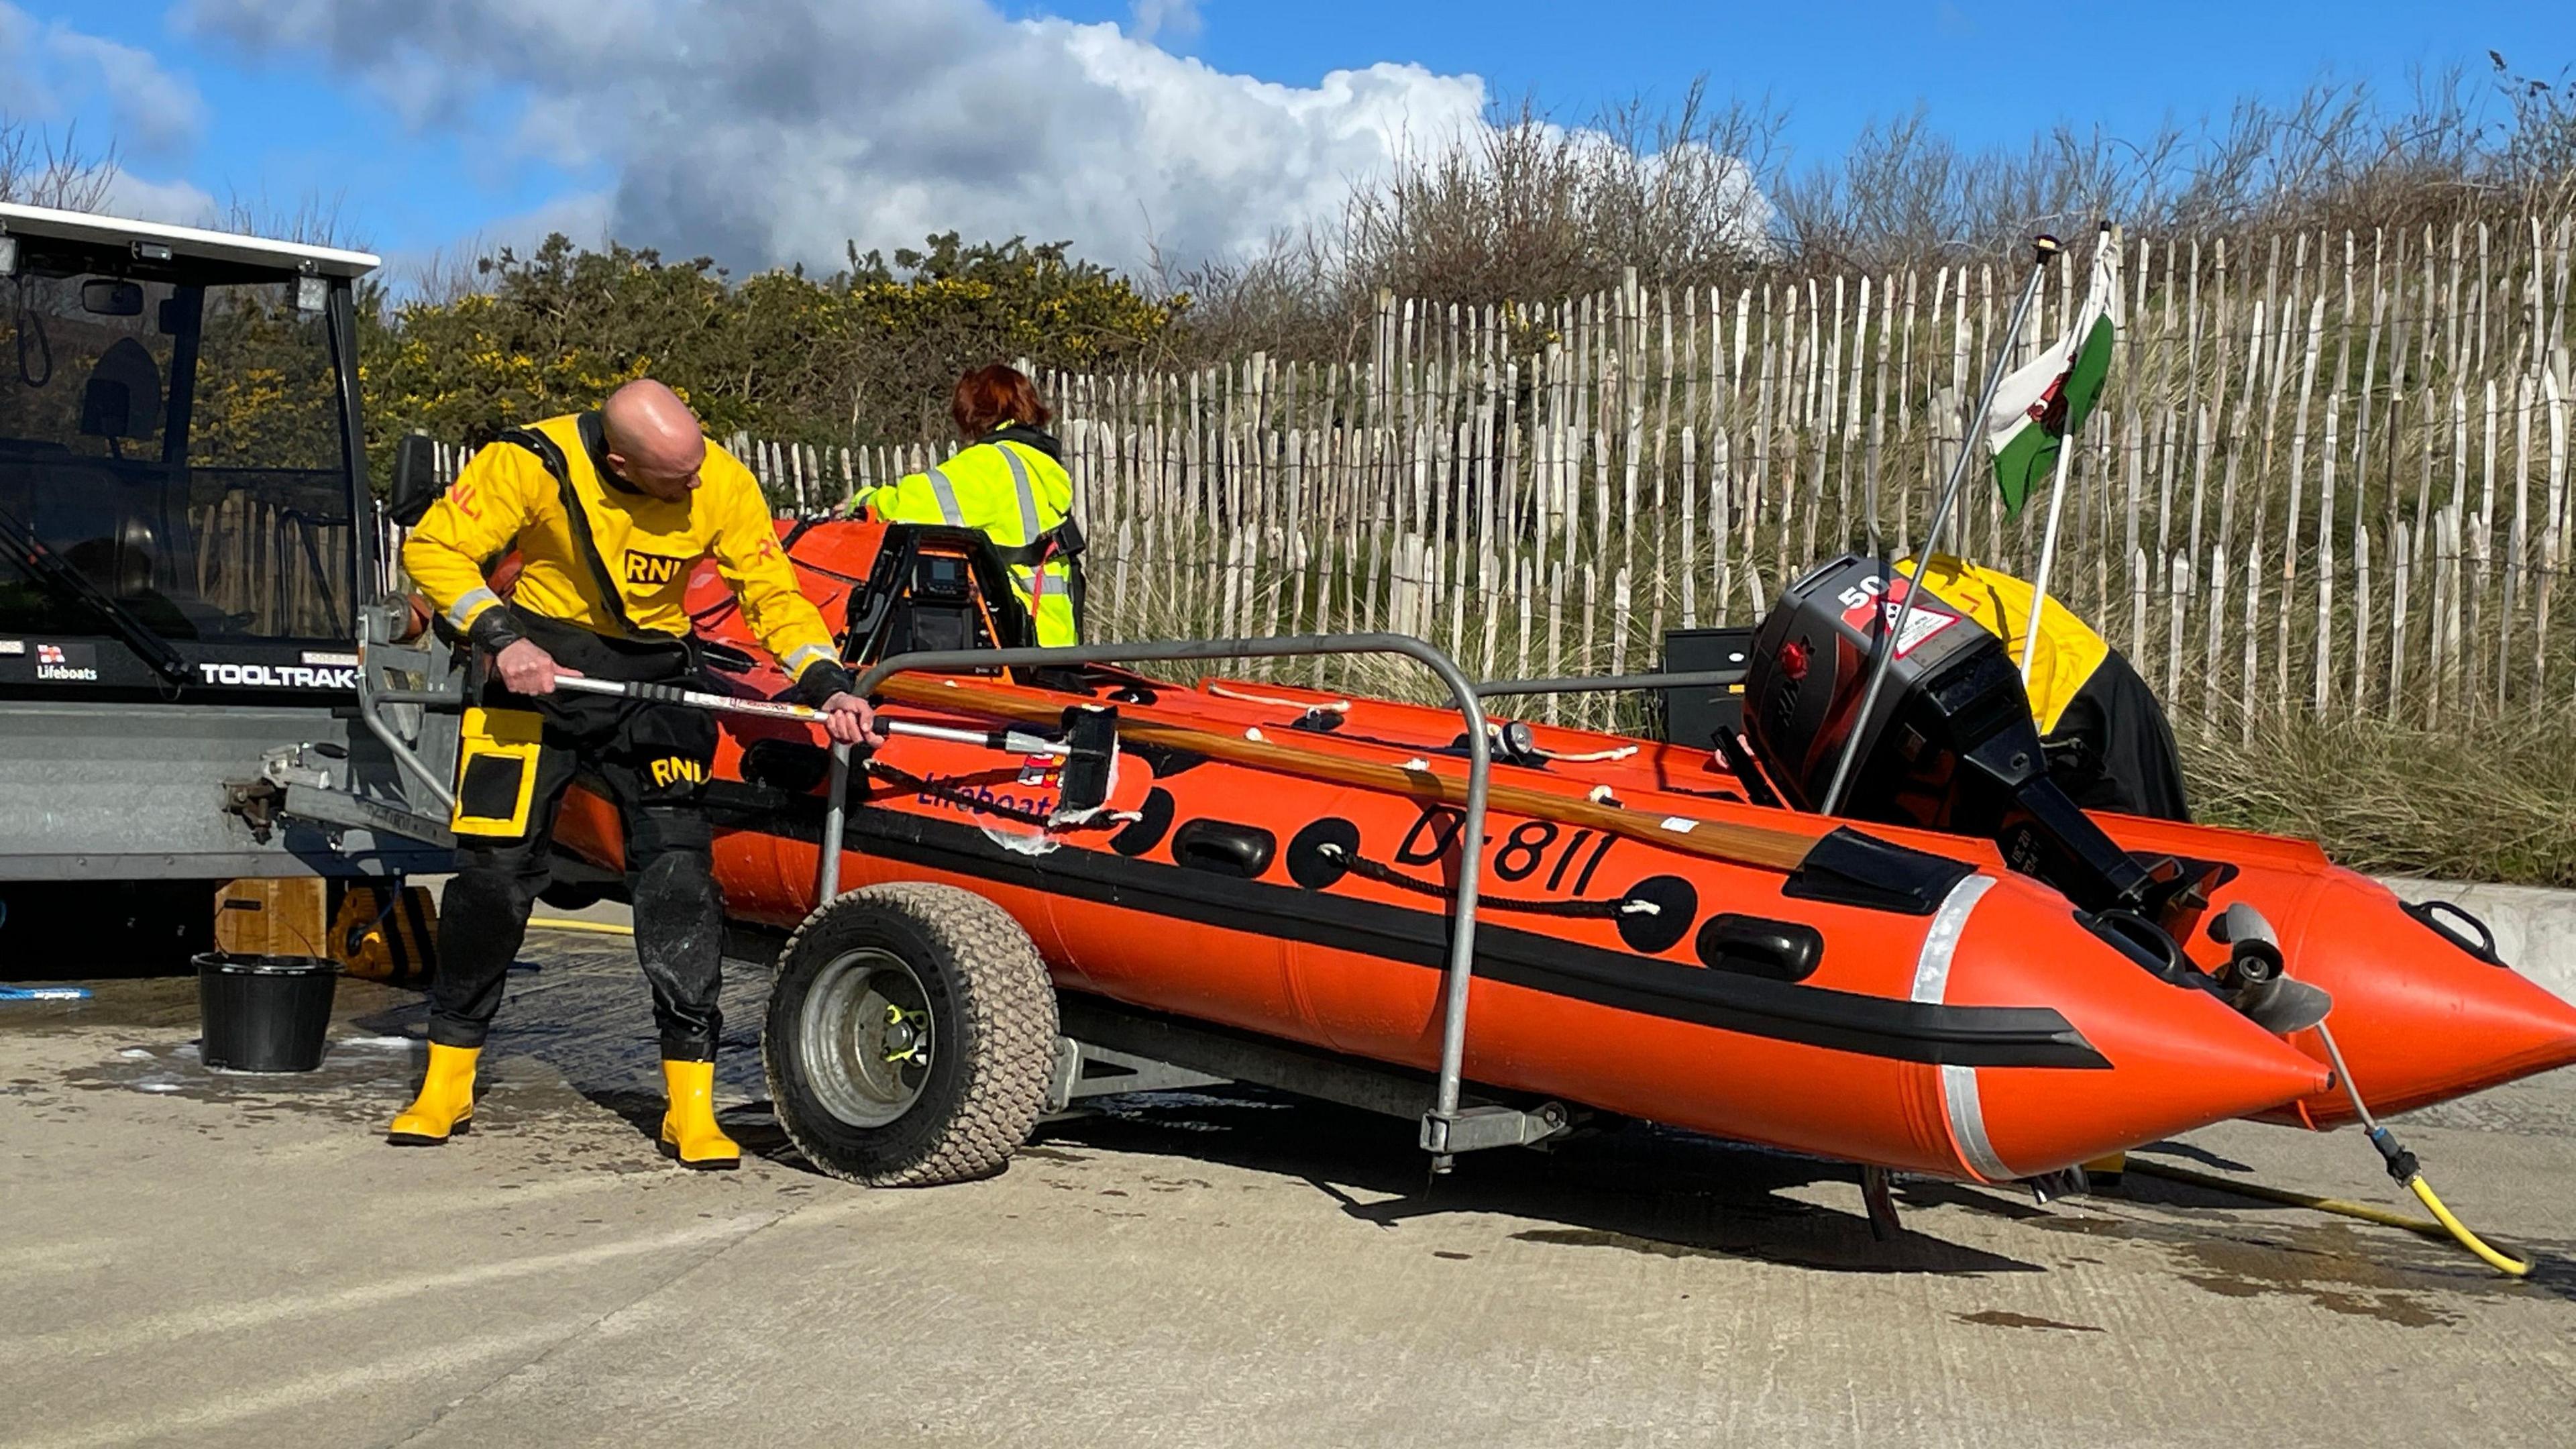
[
  {"x1": 1897, "y1": 553, "x2": 2110, "y2": 735},
  {"x1": 857, "y1": 431, "x2": 1079, "y2": 646},
  {"x1": 403, "y1": 412, "x2": 843, "y2": 684}
]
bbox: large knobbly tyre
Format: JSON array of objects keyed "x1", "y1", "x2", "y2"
[{"x1": 763, "y1": 883, "x2": 1058, "y2": 1186}]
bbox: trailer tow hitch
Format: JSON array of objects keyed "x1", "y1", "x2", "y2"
[{"x1": 223, "y1": 742, "x2": 352, "y2": 844}]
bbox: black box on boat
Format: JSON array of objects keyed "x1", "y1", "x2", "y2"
[
  {"x1": 195, "y1": 952, "x2": 339, "y2": 1073},
  {"x1": 1658, "y1": 627, "x2": 1755, "y2": 747}
]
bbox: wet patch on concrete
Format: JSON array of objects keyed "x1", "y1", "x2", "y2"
[
  {"x1": 16, "y1": 940, "x2": 793, "y2": 1176},
  {"x1": 2021, "y1": 1195, "x2": 2576, "y2": 1326},
  {"x1": 1955, "y1": 1309, "x2": 2104, "y2": 1333},
  {"x1": 61, "y1": 1034, "x2": 423, "y2": 1128}
]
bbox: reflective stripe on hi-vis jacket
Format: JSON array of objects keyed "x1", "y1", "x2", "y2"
[
  {"x1": 401, "y1": 412, "x2": 841, "y2": 678},
  {"x1": 1896, "y1": 553, "x2": 2110, "y2": 735},
  {"x1": 866, "y1": 435, "x2": 1079, "y2": 646}
]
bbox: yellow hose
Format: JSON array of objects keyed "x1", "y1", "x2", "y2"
[
  {"x1": 2123, "y1": 1159, "x2": 2530, "y2": 1277},
  {"x1": 2408, "y1": 1175, "x2": 2533, "y2": 1277},
  {"x1": 524, "y1": 916, "x2": 636, "y2": 937},
  {"x1": 2125, "y1": 1159, "x2": 2445, "y2": 1236}
]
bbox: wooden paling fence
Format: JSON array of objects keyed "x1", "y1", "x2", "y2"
[{"x1": 431, "y1": 214, "x2": 2576, "y2": 738}]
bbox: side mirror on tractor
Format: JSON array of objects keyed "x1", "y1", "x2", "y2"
[{"x1": 386, "y1": 432, "x2": 440, "y2": 529}]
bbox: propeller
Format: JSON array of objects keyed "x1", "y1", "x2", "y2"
[{"x1": 2209, "y1": 901, "x2": 2334, "y2": 1034}]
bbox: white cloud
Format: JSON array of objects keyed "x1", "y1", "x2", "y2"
[
  {"x1": 178, "y1": 0, "x2": 1758, "y2": 278},
  {"x1": 175, "y1": 0, "x2": 1483, "y2": 274},
  {"x1": 0, "y1": 3, "x2": 209, "y2": 158},
  {"x1": 1128, "y1": 0, "x2": 1201, "y2": 43},
  {"x1": 99, "y1": 170, "x2": 219, "y2": 225}
]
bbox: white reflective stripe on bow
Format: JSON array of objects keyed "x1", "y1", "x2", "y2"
[
  {"x1": 1908, "y1": 873, "x2": 2012, "y2": 1183},
  {"x1": 924, "y1": 466, "x2": 965, "y2": 526}
]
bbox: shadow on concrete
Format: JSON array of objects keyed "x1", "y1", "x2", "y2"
[{"x1": 1030, "y1": 1085, "x2": 2045, "y2": 1276}]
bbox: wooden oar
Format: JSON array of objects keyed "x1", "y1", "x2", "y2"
[{"x1": 875, "y1": 674, "x2": 1827, "y2": 874}]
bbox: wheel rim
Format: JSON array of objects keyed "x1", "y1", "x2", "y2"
[{"x1": 799, "y1": 947, "x2": 934, "y2": 1128}]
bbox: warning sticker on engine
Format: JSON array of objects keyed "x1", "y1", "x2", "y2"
[
  {"x1": 1840, "y1": 578, "x2": 1961, "y2": 658},
  {"x1": 1881, "y1": 605, "x2": 1958, "y2": 657}
]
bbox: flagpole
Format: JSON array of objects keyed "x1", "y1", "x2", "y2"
[
  {"x1": 2021, "y1": 223, "x2": 2115, "y2": 690},
  {"x1": 1820, "y1": 234, "x2": 2061, "y2": 816},
  {"x1": 2019, "y1": 437, "x2": 2078, "y2": 686}
]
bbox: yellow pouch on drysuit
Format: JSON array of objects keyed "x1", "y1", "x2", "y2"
[{"x1": 449, "y1": 706, "x2": 545, "y2": 837}]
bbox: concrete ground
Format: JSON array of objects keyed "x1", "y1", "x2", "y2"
[{"x1": 6, "y1": 928, "x2": 2576, "y2": 1449}]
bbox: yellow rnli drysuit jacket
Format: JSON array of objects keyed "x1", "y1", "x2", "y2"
[
  {"x1": 856, "y1": 428, "x2": 1081, "y2": 646},
  {"x1": 1896, "y1": 553, "x2": 2108, "y2": 735},
  {"x1": 403, "y1": 412, "x2": 848, "y2": 695}
]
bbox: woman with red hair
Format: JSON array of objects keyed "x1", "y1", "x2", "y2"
[{"x1": 853, "y1": 364, "x2": 1085, "y2": 645}]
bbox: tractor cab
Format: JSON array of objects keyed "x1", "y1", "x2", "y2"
[{"x1": 0, "y1": 203, "x2": 445, "y2": 959}]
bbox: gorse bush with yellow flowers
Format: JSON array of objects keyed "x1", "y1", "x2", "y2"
[{"x1": 358, "y1": 230, "x2": 1187, "y2": 475}]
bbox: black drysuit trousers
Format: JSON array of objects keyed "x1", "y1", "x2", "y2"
[{"x1": 427, "y1": 614, "x2": 730, "y2": 1060}]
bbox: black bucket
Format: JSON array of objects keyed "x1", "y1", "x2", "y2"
[{"x1": 195, "y1": 953, "x2": 341, "y2": 1073}]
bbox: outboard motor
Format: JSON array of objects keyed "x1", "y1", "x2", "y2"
[{"x1": 1741, "y1": 555, "x2": 2163, "y2": 916}]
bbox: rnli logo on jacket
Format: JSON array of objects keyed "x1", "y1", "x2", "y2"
[
  {"x1": 623, "y1": 549, "x2": 692, "y2": 586},
  {"x1": 649, "y1": 757, "x2": 710, "y2": 790}
]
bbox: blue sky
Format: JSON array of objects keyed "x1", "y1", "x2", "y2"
[{"x1": 7, "y1": 0, "x2": 2572, "y2": 277}]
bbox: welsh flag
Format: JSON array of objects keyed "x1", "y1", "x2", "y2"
[{"x1": 1984, "y1": 229, "x2": 2120, "y2": 517}]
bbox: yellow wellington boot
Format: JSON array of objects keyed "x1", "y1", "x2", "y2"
[
  {"x1": 387, "y1": 1043, "x2": 480, "y2": 1146},
  {"x1": 658, "y1": 1059, "x2": 741, "y2": 1171}
]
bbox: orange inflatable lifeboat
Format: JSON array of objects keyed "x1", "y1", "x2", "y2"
[
  {"x1": 534, "y1": 519, "x2": 2555, "y2": 1194},
  {"x1": 1134, "y1": 602, "x2": 2576, "y2": 1137}
]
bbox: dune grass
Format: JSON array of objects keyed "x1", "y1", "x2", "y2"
[{"x1": 2180, "y1": 708, "x2": 2576, "y2": 885}]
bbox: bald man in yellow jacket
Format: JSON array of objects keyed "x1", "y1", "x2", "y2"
[{"x1": 390, "y1": 380, "x2": 879, "y2": 1169}]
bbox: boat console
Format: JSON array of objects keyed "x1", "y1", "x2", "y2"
[{"x1": 836, "y1": 524, "x2": 1035, "y2": 664}]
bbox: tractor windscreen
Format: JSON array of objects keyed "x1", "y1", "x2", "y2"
[{"x1": 0, "y1": 261, "x2": 355, "y2": 643}]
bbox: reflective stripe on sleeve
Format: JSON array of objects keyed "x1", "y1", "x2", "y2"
[
  {"x1": 445, "y1": 586, "x2": 502, "y2": 629},
  {"x1": 783, "y1": 644, "x2": 841, "y2": 678}
]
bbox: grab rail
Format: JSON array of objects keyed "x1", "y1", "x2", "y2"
[
  {"x1": 1473, "y1": 668, "x2": 1747, "y2": 698},
  {"x1": 841, "y1": 633, "x2": 1529, "y2": 1167}
]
